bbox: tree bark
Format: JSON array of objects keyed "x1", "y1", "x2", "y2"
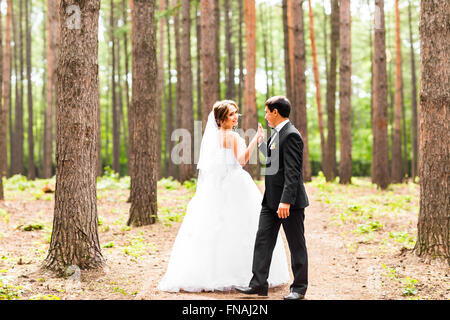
[
  {"x1": 414, "y1": 0, "x2": 449, "y2": 264},
  {"x1": 156, "y1": 0, "x2": 165, "y2": 180},
  {"x1": 224, "y1": 0, "x2": 235, "y2": 101},
  {"x1": 238, "y1": 0, "x2": 244, "y2": 111},
  {"x1": 282, "y1": 0, "x2": 292, "y2": 108},
  {"x1": 372, "y1": 0, "x2": 390, "y2": 189},
  {"x1": 1, "y1": 0, "x2": 11, "y2": 181},
  {"x1": 110, "y1": 0, "x2": 120, "y2": 174},
  {"x1": 243, "y1": 0, "x2": 257, "y2": 178},
  {"x1": 391, "y1": 0, "x2": 403, "y2": 183},
  {"x1": 195, "y1": 0, "x2": 202, "y2": 122},
  {"x1": 44, "y1": 0, "x2": 59, "y2": 179},
  {"x1": 292, "y1": 0, "x2": 311, "y2": 182},
  {"x1": 0, "y1": 3, "x2": 4, "y2": 198},
  {"x1": 338, "y1": 0, "x2": 351, "y2": 184},
  {"x1": 408, "y1": 0, "x2": 418, "y2": 180},
  {"x1": 43, "y1": 0, "x2": 104, "y2": 273},
  {"x1": 307, "y1": 0, "x2": 326, "y2": 175},
  {"x1": 123, "y1": 0, "x2": 131, "y2": 177},
  {"x1": 127, "y1": 0, "x2": 158, "y2": 227},
  {"x1": 178, "y1": 0, "x2": 194, "y2": 182},
  {"x1": 324, "y1": 0, "x2": 339, "y2": 181},
  {"x1": 201, "y1": 0, "x2": 220, "y2": 129},
  {"x1": 25, "y1": 0, "x2": 35, "y2": 180}
]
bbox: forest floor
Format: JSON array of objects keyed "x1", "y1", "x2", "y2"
[{"x1": 0, "y1": 174, "x2": 448, "y2": 300}]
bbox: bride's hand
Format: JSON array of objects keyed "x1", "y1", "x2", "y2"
[{"x1": 257, "y1": 123, "x2": 264, "y2": 144}]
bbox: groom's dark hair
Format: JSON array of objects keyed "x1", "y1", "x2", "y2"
[{"x1": 265, "y1": 96, "x2": 291, "y2": 118}]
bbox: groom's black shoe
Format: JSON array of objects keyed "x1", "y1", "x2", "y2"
[
  {"x1": 235, "y1": 286, "x2": 268, "y2": 296},
  {"x1": 283, "y1": 289, "x2": 305, "y2": 300}
]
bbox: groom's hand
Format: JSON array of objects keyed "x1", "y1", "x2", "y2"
[{"x1": 277, "y1": 203, "x2": 291, "y2": 219}]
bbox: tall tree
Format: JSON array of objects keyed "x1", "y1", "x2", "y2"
[
  {"x1": 127, "y1": 0, "x2": 158, "y2": 227},
  {"x1": 43, "y1": 0, "x2": 104, "y2": 272},
  {"x1": 243, "y1": 0, "x2": 257, "y2": 178},
  {"x1": 110, "y1": 0, "x2": 120, "y2": 174},
  {"x1": 408, "y1": 0, "x2": 418, "y2": 180},
  {"x1": 0, "y1": 0, "x2": 4, "y2": 198},
  {"x1": 1, "y1": 0, "x2": 12, "y2": 180},
  {"x1": 282, "y1": 0, "x2": 292, "y2": 106},
  {"x1": 43, "y1": 0, "x2": 59, "y2": 178},
  {"x1": 372, "y1": 0, "x2": 390, "y2": 189},
  {"x1": 201, "y1": 0, "x2": 220, "y2": 128},
  {"x1": 307, "y1": 0, "x2": 326, "y2": 174},
  {"x1": 238, "y1": 0, "x2": 244, "y2": 110},
  {"x1": 195, "y1": 0, "x2": 202, "y2": 122},
  {"x1": 391, "y1": 0, "x2": 403, "y2": 183},
  {"x1": 292, "y1": 0, "x2": 311, "y2": 182},
  {"x1": 414, "y1": 0, "x2": 449, "y2": 264},
  {"x1": 156, "y1": 0, "x2": 165, "y2": 179},
  {"x1": 324, "y1": 0, "x2": 339, "y2": 181},
  {"x1": 339, "y1": 0, "x2": 352, "y2": 184},
  {"x1": 178, "y1": 0, "x2": 194, "y2": 182},
  {"x1": 224, "y1": 0, "x2": 235, "y2": 100},
  {"x1": 25, "y1": 0, "x2": 35, "y2": 179}
]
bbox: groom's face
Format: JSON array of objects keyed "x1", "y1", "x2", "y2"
[{"x1": 264, "y1": 106, "x2": 277, "y2": 128}]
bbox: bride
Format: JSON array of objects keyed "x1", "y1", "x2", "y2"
[{"x1": 157, "y1": 100, "x2": 290, "y2": 293}]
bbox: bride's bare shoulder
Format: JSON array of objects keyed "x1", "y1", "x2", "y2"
[{"x1": 220, "y1": 131, "x2": 240, "y2": 148}]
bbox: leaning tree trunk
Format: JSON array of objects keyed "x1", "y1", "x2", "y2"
[
  {"x1": 414, "y1": 0, "x2": 449, "y2": 264},
  {"x1": 372, "y1": 0, "x2": 389, "y2": 190},
  {"x1": 324, "y1": 0, "x2": 339, "y2": 181},
  {"x1": 338, "y1": 0, "x2": 352, "y2": 184},
  {"x1": 391, "y1": 0, "x2": 403, "y2": 183},
  {"x1": 292, "y1": 0, "x2": 311, "y2": 182},
  {"x1": 127, "y1": 0, "x2": 158, "y2": 227},
  {"x1": 43, "y1": 0, "x2": 104, "y2": 273},
  {"x1": 201, "y1": 0, "x2": 220, "y2": 129}
]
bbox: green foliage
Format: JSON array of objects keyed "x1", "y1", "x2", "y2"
[
  {"x1": 103, "y1": 242, "x2": 115, "y2": 248},
  {"x1": 97, "y1": 166, "x2": 130, "y2": 190},
  {"x1": 158, "y1": 177, "x2": 181, "y2": 190},
  {"x1": 402, "y1": 277, "x2": 418, "y2": 296},
  {"x1": 121, "y1": 235, "x2": 154, "y2": 261},
  {"x1": 355, "y1": 220, "x2": 383, "y2": 234},
  {"x1": 0, "y1": 209, "x2": 10, "y2": 224},
  {"x1": 388, "y1": 231, "x2": 416, "y2": 249},
  {"x1": 29, "y1": 294, "x2": 61, "y2": 300},
  {"x1": 0, "y1": 278, "x2": 23, "y2": 300},
  {"x1": 182, "y1": 178, "x2": 197, "y2": 192}
]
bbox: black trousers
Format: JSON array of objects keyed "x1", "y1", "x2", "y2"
[{"x1": 249, "y1": 205, "x2": 308, "y2": 294}]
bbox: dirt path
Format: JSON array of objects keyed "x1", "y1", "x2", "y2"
[{"x1": 135, "y1": 184, "x2": 380, "y2": 300}]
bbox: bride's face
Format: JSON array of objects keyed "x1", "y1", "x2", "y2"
[{"x1": 221, "y1": 105, "x2": 239, "y2": 129}]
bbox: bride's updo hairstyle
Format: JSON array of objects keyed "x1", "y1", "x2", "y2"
[{"x1": 213, "y1": 100, "x2": 239, "y2": 128}]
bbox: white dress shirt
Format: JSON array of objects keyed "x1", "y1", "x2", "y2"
[{"x1": 259, "y1": 119, "x2": 290, "y2": 148}]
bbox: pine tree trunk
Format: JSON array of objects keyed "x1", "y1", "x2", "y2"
[
  {"x1": 391, "y1": 0, "x2": 403, "y2": 183},
  {"x1": 196, "y1": 0, "x2": 202, "y2": 122},
  {"x1": 324, "y1": 0, "x2": 339, "y2": 181},
  {"x1": 123, "y1": 0, "x2": 131, "y2": 178},
  {"x1": 238, "y1": 0, "x2": 244, "y2": 111},
  {"x1": 0, "y1": 4, "x2": 4, "y2": 198},
  {"x1": 338, "y1": 0, "x2": 352, "y2": 184},
  {"x1": 178, "y1": 0, "x2": 194, "y2": 182},
  {"x1": 243, "y1": 0, "x2": 257, "y2": 178},
  {"x1": 287, "y1": 0, "x2": 295, "y2": 122},
  {"x1": 156, "y1": 0, "x2": 166, "y2": 180},
  {"x1": 1, "y1": 0, "x2": 11, "y2": 181},
  {"x1": 127, "y1": 0, "x2": 158, "y2": 227},
  {"x1": 224, "y1": 0, "x2": 235, "y2": 101},
  {"x1": 292, "y1": 0, "x2": 311, "y2": 182},
  {"x1": 307, "y1": 0, "x2": 326, "y2": 175},
  {"x1": 201, "y1": 0, "x2": 220, "y2": 129},
  {"x1": 43, "y1": 0, "x2": 104, "y2": 273},
  {"x1": 165, "y1": 0, "x2": 175, "y2": 178},
  {"x1": 25, "y1": 0, "x2": 35, "y2": 180},
  {"x1": 408, "y1": 0, "x2": 418, "y2": 180},
  {"x1": 282, "y1": 0, "x2": 292, "y2": 106},
  {"x1": 44, "y1": 0, "x2": 58, "y2": 179},
  {"x1": 372, "y1": 0, "x2": 390, "y2": 189},
  {"x1": 414, "y1": 0, "x2": 449, "y2": 264},
  {"x1": 110, "y1": 0, "x2": 120, "y2": 174}
]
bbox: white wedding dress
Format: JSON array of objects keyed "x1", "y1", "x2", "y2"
[{"x1": 157, "y1": 112, "x2": 290, "y2": 293}]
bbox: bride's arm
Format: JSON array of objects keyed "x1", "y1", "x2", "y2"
[{"x1": 234, "y1": 134, "x2": 259, "y2": 166}]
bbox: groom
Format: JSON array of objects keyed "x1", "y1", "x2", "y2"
[{"x1": 236, "y1": 96, "x2": 309, "y2": 300}]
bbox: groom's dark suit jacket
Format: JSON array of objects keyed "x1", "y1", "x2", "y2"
[{"x1": 259, "y1": 121, "x2": 309, "y2": 210}]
